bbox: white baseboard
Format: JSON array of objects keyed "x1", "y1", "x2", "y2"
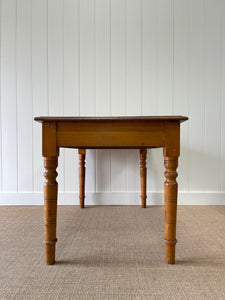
[{"x1": 0, "y1": 192, "x2": 224, "y2": 205}]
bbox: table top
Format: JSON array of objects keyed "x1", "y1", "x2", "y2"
[{"x1": 34, "y1": 115, "x2": 188, "y2": 123}]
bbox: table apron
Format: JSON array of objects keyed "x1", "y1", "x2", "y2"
[{"x1": 56, "y1": 121, "x2": 165, "y2": 148}]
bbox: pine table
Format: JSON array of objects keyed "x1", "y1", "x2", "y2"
[{"x1": 34, "y1": 116, "x2": 188, "y2": 265}]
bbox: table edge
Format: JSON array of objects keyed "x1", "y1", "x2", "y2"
[{"x1": 34, "y1": 116, "x2": 188, "y2": 123}]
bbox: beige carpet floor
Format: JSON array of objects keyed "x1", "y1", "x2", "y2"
[{"x1": 0, "y1": 205, "x2": 225, "y2": 300}]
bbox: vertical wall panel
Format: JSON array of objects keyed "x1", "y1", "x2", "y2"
[
  {"x1": 157, "y1": 0, "x2": 173, "y2": 115},
  {"x1": 64, "y1": 0, "x2": 79, "y2": 192},
  {"x1": 32, "y1": 0, "x2": 48, "y2": 192},
  {"x1": 126, "y1": 150, "x2": 139, "y2": 192},
  {"x1": 95, "y1": 0, "x2": 111, "y2": 192},
  {"x1": 143, "y1": 0, "x2": 158, "y2": 115},
  {"x1": 127, "y1": 0, "x2": 142, "y2": 116},
  {"x1": 111, "y1": 0, "x2": 127, "y2": 191},
  {"x1": 48, "y1": 0, "x2": 64, "y2": 115},
  {"x1": 126, "y1": 0, "x2": 142, "y2": 191},
  {"x1": 111, "y1": 0, "x2": 126, "y2": 116},
  {"x1": 174, "y1": 0, "x2": 189, "y2": 191},
  {"x1": 48, "y1": 0, "x2": 65, "y2": 192},
  {"x1": 205, "y1": 0, "x2": 221, "y2": 190},
  {"x1": 1, "y1": 0, "x2": 17, "y2": 191},
  {"x1": 95, "y1": 0, "x2": 110, "y2": 117},
  {"x1": 189, "y1": 0, "x2": 206, "y2": 191},
  {"x1": 157, "y1": 0, "x2": 174, "y2": 192},
  {"x1": 17, "y1": 0, "x2": 33, "y2": 191},
  {"x1": 79, "y1": 0, "x2": 95, "y2": 116},
  {"x1": 222, "y1": 0, "x2": 225, "y2": 191},
  {"x1": 143, "y1": 0, "x2": 158, "y2": 193},
  {"x1": 80, "y1": 0, "x2": 96, "y2": 192},
  {"x1": 0, "y1": 0, "x2": 2, "y2": 191}
]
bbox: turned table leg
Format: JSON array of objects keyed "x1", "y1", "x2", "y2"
[
  {"x1": 79, "y1": 149, "x2": 86, "y2": 208},
  {"x1": 140, "y1": 149, "x2": 147, "y2": 208},
  {"x1": 164, "y1": 156, "x2": 178, "y2": 264},
  {"x1": 43, "y1": 156, "x2": 58, "y2": 265}
]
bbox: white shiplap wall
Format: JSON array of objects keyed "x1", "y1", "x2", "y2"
[{"x1": 0, "y1": 0, "x2": 225, "y2": 205}]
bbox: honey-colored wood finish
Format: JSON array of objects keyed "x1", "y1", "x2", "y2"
[
  {"x1": 34, "y1": 116, "x2": 188, "y2": 265},
  {"x1": 42, "y1": 122, "x2": 58, "y2": 265},
  {"x1": 164, "y1": 157, "x2": 178, "y2": 264},
  {"x1": 78, "y1": 149, "x2": 86, "y2": 208},
  {"x1": 57, "y1": 121, "x2": 165, "y2": 148},
  {"x1": 140, "y1": 149, "x2": 147, "y2": 208},
  {"x1": 43, "y1": 156, "x2": 58, "y2": 265},
  {"x1": 163, "y1": 121, "x2": 180, "y2": 264}
]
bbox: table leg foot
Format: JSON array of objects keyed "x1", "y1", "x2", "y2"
[
  {"x1": 164, "y1": 239, "x2": 177, "y2": 264},
  {"x1": 164, "y1": 156, "x2": 178, "y2": 264},
  {"x1": 44, "y1": 241, "x2": 57, "y2": 265}
]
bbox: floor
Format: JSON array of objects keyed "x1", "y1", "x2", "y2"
[{"x1": 0, "y1": 205, "x2": 225, "y2": 299}]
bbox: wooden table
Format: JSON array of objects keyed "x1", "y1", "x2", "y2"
[{"x1": 34, "y1": 116, "x2": 188, "y2": 265}]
